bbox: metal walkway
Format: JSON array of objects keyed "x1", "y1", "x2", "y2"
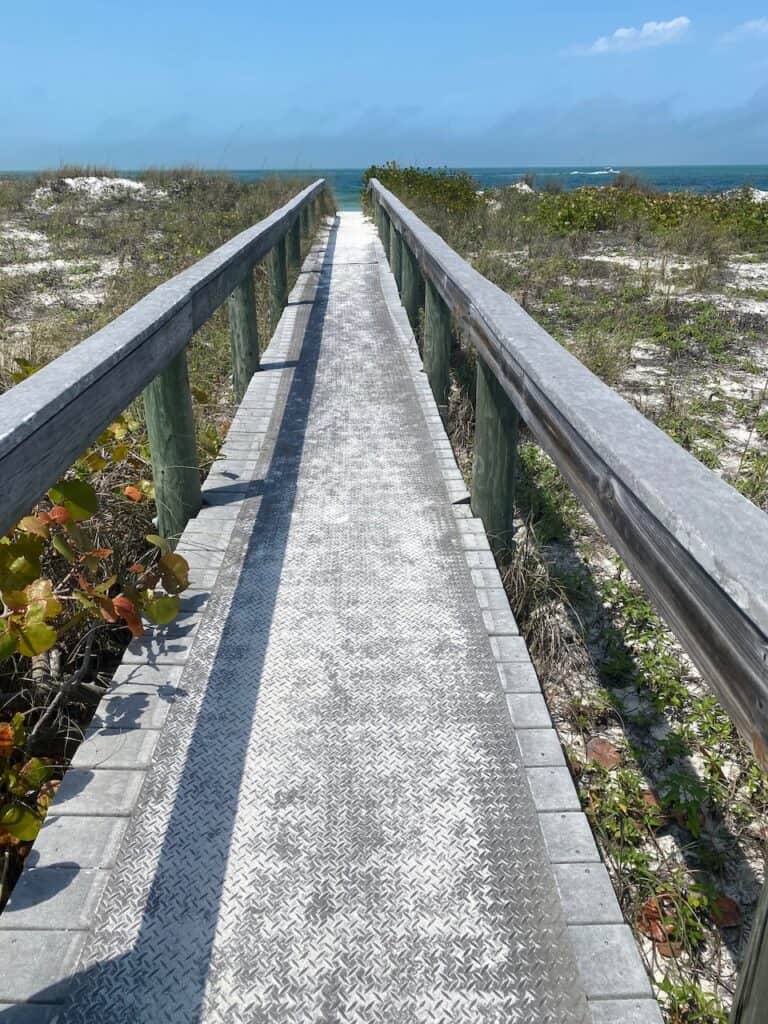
[{"x1": 0, "y1": 213, "x2": 654, "y2": 1022}]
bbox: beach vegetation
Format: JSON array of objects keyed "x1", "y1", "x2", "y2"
[
  {"x1": 0, "y1": 166, "x2": 321, "y2": 908},
  {"x1": 375, "y1": 165, "x2": 768, "y2": 1022}
]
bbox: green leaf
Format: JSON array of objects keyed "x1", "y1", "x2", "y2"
[
  {"x1": 0, "y1": 629, "x2": 18, "y2": 662},
  {"x1": 158, "y1": 554, "x2": 189, "y2": 595},
  {"x1": 2, "y1": 589, "x2": 28, "y2": 611},
  {"x1": 17, "y1": 515, "x2": 49, "y2": 539},
  {"x1": 25, "y1": 579, "x2": 62, "y2": 620},
  {"x1": 83, "y1": 452, "x2": 108, "y2": 473},
  {"x1": 63, "y1": 521, "x2": 88, "y2": 549},
  {"x1": 0, "y1": 803, "x2": 43, "y2": 841},
  {"x1": 146, "y1": 534, "x2": 170, "y2": 554},
  {"x1": 11, "y1": 713, "x2": 25, "y2": 746},
  {"x1": 19, "y1": 758, "x2": 54, "y2": 790},
  {"x1": 16, "y1": 620, "x2": 57, "y2": 657},
  {"x1": 52, "y1": 534, "x2": 76, "y2": 563},
  {"x1": 0, "y1": 537, "x2": 44, "y2": 589},
  {"x1": 48, "y1": 479, "x2": 98, "y2": 521},
  {"x1": 143, "y1": 594, "x2": 180, "y2": 625}
]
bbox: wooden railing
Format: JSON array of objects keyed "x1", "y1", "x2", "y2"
[
  {"x1": 0, "y1": 179, "x2": 326, "y2": 543},
  {"x1": 369, "y1": 178, "x2": 768, "y2": 1023}
]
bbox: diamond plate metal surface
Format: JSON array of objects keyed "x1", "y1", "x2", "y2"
[{"x1": 53, "y1": 214, "x2": 590, "y2": 1023}]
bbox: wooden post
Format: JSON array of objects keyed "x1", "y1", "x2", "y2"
[
  {"x1": 301, "y1": 205, "x2": 310, "y2": 240},
  {"x1": 269, "y1": 236, "x2": 288, "y2": 330},
  {"x1": 423, "y1": 278, "x2": 452, "y2": 406},
  {"x1": 471, "y1": 355, "x2": 518, "y2": 553},
  {"x1": 143, "y1": 350, "x2": 201, "y2": 544},
  {"x1": 380, "y1": 208, "x2": 391, "y2": 255},
  {"x1": 731, "y1": 878, "x2": 768, "y2": 1024},
  {"x1": 401, "y1": 240, "x2": 425, "y2": 330},
  {"x1": 227, "y1": 272, "x2": 260, "y2": 402},
  {"x1": 391, "y1": 229, "x2": 403, "y2": 292},
  {"x1": 287, "y1": 216, "x2": 302, "y2": 270}
]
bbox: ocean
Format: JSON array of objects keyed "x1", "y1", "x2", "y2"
[
  {"x1": 4, "y1": 166, "x2": 768, "y2": 211},
  {"x1": 230, "y1": 166, "x2": 768, "y2": 210}
]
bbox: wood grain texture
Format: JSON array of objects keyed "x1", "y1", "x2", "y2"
[
  {"x1": 227, "y1": 272, "x2": 260, "y2": 402},
  {"x1": 401, "y1": 239, "x2": 425, "y2": 331},
  {"x1": 142, "y1": 350, "x2": 201, "y2": 543},
  {"x1": 370, "y1": 177, "x2": 768, "y2": 767},
  {"x1": 379, "y1": 207, "x2": 391, "y2": 256},
  {"x1": 390, "y1": 228, "x2": 403, "y2": 292},
  {"x1": 287, "y1": 218, "x2": 302, "y2": 270},
  {"x1": 423, "y1": 278, "x2": 452, "y2": 406},
  {"x1": 472, "y1": 355, "x2": 518, "y2": 551},
  {"x1": 269, "y1": 236, "x2": 288, "y2": 329},
  {"x1": 731, "y1": 879, "x2": 768, "y2": 1023},
  {"x1": 0, "y1": 180, "x2": 325, "y2": 536}
]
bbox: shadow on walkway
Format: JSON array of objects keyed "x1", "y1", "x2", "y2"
[{"x1": 1, "y1": 220, "x2": 339, "y2": 1023}]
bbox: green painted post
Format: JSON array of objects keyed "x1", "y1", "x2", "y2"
[
  {"x1": 227, "y1": 272, "x2": 260, "y2": 402},
  {"x1": 269, "y1": 236, "x2": 288, "y2": 329},
  {"x1": 423, "y1": 278, "x2": 452, "y2": 406},
  {"x1": 287, "y1": 216, "x2": 302, "y2": 270},
  {"x1": 471, "y1": 355, "x2": 518, "y2": 553},
  {"x1": 401, "y1": 240, "x2": 425, "y2": 329},
  {"x1": 731, "y1": 882, "x2": 768, "y2": 1024},
  {"x1": 391, "y1": 229, "x2": 403, "y2": 292},
  {"x1": 143, "y1": 351, "x2": 201, "y2": 545}
]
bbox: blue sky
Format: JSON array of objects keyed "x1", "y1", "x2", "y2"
[{"x1": 2, "y1": 2, "x2": 767, "y2": 167}]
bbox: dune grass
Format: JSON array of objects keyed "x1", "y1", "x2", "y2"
[
  {"x1": 0, "y1": 167, "x2": 332, "y2": 910},
  {"x1": 369, "y1": 164, "x2": 768, "y2": 1024}
]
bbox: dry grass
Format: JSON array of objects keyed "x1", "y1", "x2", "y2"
[{"x1": 395, "y1": 170, "x2": 768, "y2": 1020}]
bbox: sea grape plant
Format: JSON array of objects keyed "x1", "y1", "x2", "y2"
[{"x1": 0, "y1": 399, "x2": 190, "y2": 859}]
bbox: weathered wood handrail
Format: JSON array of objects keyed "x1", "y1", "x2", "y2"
[
  {"x1": 370, "y1": 178, "x2": 768, "y2": 767},
  {"x1": 371, "y1": 178, "x2": 768, "y2": 1023},
  {"x1": 0, "y1": 178, "x2": 326, "y2": 541}
]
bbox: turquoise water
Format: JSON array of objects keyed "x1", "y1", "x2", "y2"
[
  {"x1": 5, "y1": 166, "x2": 768, "y2": 211},
  {"x1": 232, "y1": 166, "x2": 768, "y2": 210}
]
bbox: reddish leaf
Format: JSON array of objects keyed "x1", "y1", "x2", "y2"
[
  {"x1": 123, "y1": 486, "x2": 143, "y2": 502},
  {"x1": 97, "y1": 597, "x2": 119, "y2": 624},
  {"x1": 637, "y1": 894, "x2": 676, "y2": 946},
  {"x1": 656, "y1": 940, "x2": 683, "y2": 959},
  {"x1": 48, "y1": 505, "x2": 70, "y2": 524},
  {"x1": 37, "y1": 779, "x2": 60, "y2": 811},
  {"x1": 711, "y1": 896, "x2": 742, "y2": 928},
  {"x1": 0, "y1": 722, "x2": 13, "y2": 759},
  {"x1": 637, "y1": 906, "x2": 667, "y2": 944},
  {"x1": 113, "y1": 595, "x2": 144, "y2": 637},
  {"x1": 85, "y1": 548, "x2": 113, "y2": 560},
  {"x1": 128, "y1": 562, "x2": 145, "y2": 574},
  {"x1": 586, "y1": 736, "x2": 621, "y2": 769}
]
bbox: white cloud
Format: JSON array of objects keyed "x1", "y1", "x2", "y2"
[
  {"x1": 574, "y1": 16, "x2": 691, "y2": 56},
  {"x1": 722, "y1": 18, "x2": 768, "y2": 42}
]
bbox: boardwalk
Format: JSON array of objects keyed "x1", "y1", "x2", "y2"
[{"x1": 0, "y1": 213, "x2": 658, "y2": 1022}]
